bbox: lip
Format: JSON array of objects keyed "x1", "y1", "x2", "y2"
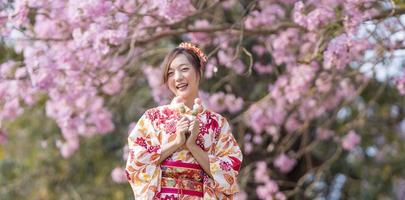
[{"x1": 176, "y1": 83, "x2": 188, "y2": 90}]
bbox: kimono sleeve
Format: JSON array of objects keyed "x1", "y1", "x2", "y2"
[
  {"x1": 208, "y1": 118, "x2": 243, "y2": 195},
  {"x1": 125, "y1": 111, "x2": 161, "y2": 197}
]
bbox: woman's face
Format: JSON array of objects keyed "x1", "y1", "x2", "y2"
[{"x1": 167, "y1": 54, "x2": 200, "y2": 100}]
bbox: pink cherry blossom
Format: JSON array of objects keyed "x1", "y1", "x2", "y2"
[
  {"x1": 143, "y1": 66, "x2": 172, "y2": 105},
  {"x1": 342, "y1": 130, "x2": 361, "y2": 151},
  {"x1": 316, "y1": 128, "x2": 334, "y2": 140},
  {"x1": 275, "y1": 192, "x2": 287, "y2": 200},
  {"x1": 188, "y1": 20, "x2": 212, "y2": 45},
  {"x1": 157, "y1": 0, "x2": 195, "y2": 22},
  {"x1": 1, "y1": 98, "x2": 23, "y2": 120},
  {"x1": 256, "y1": 179, "x2": 279, "y2": 199},
  {"x1": 207, "y1": 92, "x2": 227, "y2": 113},
  {"x1": 111, "y1": 167, "x2": 127, "y2": 183},
  {"x1": 324, "y1": 33, "x2": 371, "y2": 70},
  {"x1": 255, "y1": 161, "x2": 270, "y2": 183},
  {"x1": 224, "y1": 94, "x2": 244, "y2": 113},
  {"x1": 57, "y1": 139, "x2": 79, "y2": 158},
  {"x1": 244, "y1": 142, "x2": 253, "y2": 154},
  {"x1": 0, "y1": 129, "x2": 7, "y2": 145},
  {"x1": 293, "y1": 2, "x2": 335, "y2": 31},
  {"x1": 0, "y1": 1, "x2": 402, "y2": 198},
  {"x1": 274, "y1": 153, "x2": 297, "y2": 173},
  {"x1": 204, "y1": 58, "x2": 218, "y2": 79},
  {"x1": 0, "y1": 60, "x2": 16, "y2": 78},
  {"x1": 102, "y1": 70, "x2": 125, "y2": 95},
  {"x1": 395, "y1": 75, "x2": 405, "y2": 95},
  {"x1": 122, "y1": 144, "x2": 129, "y2": 161},
  {"x1": 245, "y1": 4, "x2": 285, "y2": 29}
]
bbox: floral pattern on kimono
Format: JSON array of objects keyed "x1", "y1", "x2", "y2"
[{"x1": 126, "y1": 101, "x2": 243, "y2": 199}]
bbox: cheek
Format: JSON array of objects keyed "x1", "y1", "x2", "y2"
[
  {"x1": 167, "y1": 79, "x2": 176, "y2": 92},
  {"x1": 186, "y1": 71, "x2": 197, "y2": 83},
  {"x1": 190, "y1": 73, "x2": 200, "y2": 87}
]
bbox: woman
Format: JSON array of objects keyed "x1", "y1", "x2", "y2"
[{"x1": 125, "y1": 42, "x2": 243, "y2": 199}]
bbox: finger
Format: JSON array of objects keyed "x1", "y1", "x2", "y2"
[
  {"x1": 181, "y1": 124, "x2": 189, "y2": 130},
  {"x1": 189, "y1": 123, "x2": 196, "y2": 130},
  {"x1": 177, "y1": 117, "x2": 185, "y2": 124},
  {"x1": 180, "y1": 122, "x2": 189, "y2": 128},
  {"x1": 180, "y1": 117, "x2": 190, "y2": 124},
  {"x1": 179, "y1": 119, "x2": 188, "y2": 125},
  {"x1": 190, "y1": 121, "x2": 197, "y2": 128}
]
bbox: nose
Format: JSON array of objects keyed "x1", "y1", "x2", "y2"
[{"x1": 174, "y1": 70, "x2": 183, "y2": 81}]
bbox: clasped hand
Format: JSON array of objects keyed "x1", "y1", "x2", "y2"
[{"x1": 174, "y1": 116, "x2": 199, "y2": 149}]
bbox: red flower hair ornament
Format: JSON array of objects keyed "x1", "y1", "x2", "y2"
[{"x1": 178, "y1": 42, "x2": 208, "y2": 69}]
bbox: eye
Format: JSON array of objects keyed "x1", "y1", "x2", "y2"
[
  {"x1": 167, "y1": 71, "x2": 174, "y2": 77},
  {"x1": 181, "y1": 67, "x2": 189, "y2": 72}
]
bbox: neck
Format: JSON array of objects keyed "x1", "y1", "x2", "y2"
[{"x1": 183, "y1": 93, "x2": 198, "y2": 110}]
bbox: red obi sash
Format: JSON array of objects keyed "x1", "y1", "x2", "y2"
[{"x1": 159, "y1": 160, "x2": 204, "y2": 198}]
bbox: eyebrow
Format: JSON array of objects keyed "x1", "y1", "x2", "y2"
[{"x1": 169, "y1": 63, "x2": 189, "y2": 70}]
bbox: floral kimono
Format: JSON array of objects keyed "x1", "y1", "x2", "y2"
[{"x1": 125, "y1": 100, "x2": 243, "y2": 199}]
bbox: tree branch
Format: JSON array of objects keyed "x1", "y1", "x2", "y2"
[{"x1": 372, "y1": 4, "x2": 405, "y2": 20}]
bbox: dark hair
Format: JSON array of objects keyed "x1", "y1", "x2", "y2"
[{"x1": 161, "y1": 48, "x2": 203, "y2": 85}]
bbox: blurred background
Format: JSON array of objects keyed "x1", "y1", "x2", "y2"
[{"x1": 0, "y1": 0, "x2": 404, "y2": 199}]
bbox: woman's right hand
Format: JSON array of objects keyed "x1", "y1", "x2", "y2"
[{"x1": 174, "y1": 116, "x2": 189, "y2": 147}]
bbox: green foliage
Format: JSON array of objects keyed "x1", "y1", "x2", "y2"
[{"x1": 0, "y1": 98, "x2": 134, "y2": 199}]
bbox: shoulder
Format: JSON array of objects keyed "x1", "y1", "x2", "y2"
[
  {"x1": 144, "y1": 105, "x2": 166, "y2": 115},
  {"x1": 202, "y1": 109, "x2": 229, "y2": 127}
]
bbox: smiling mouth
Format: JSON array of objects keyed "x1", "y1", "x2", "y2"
[{"x1": 176, "y1": 83, "x2": 188, "y2": 91}]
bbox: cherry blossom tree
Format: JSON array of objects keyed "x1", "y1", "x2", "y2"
[{"x1": 1, "y1": 0, "x2": 404, "y2": 198}]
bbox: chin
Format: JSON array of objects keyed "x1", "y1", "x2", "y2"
[
  {"x1": 176, "y1": 93, "x2": 189, "y2": 99},
  {"x1": 177, "y1": 91, "x2": 193, "y2": 99}
]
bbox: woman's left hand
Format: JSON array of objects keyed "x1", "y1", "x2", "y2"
[{"x1": 186, "y1": 117, "x2": 199, "y2": 148}]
